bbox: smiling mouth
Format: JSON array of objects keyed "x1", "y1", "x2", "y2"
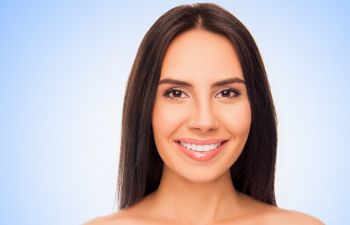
[
  {"x1": 174, "y1": 139, "x2": 228, "y2": 162},
  {"x1": 174, "y1": 140, "x2": 228, "y2": 152}
]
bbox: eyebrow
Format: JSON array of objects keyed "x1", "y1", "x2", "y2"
[{"x1": 158, "y1": 77, "x2": 246, "y2": 88}]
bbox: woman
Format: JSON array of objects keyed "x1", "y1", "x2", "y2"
[{"x1": 85, "y1": 3, "x2": 324, "y2": 225}]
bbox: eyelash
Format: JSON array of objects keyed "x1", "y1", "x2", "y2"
[{"x1": 163, "y1": 88, "x2": 241, "y2": 99}]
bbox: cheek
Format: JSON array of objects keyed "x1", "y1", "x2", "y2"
[
  {"x1": 152, "y1": 99, "x2": 190, "y2": 166},
  {"x1": 152, "y1": 99, "x2": 188, "y2": 142},
  {"x1": 218, "y1": 100, "x2": 251, "y2": 137}
]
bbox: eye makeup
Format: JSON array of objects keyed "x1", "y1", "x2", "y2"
[
  {"x1": 162, "y1": 87, "x2": 241, "y2": 100},
  {"x1": 163, "y1": 87, "x2": 188, "y2": 99},
  {"x1": 215, "y1": 88, "x2": 241, "y2": 98}
]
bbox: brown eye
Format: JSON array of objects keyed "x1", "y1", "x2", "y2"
[
  {"x1": 215, "y1": 88, "x2": 241, "y2": 98},
  {"x1": 163, "y1": 88, "x2": 188, "y2": 99}
]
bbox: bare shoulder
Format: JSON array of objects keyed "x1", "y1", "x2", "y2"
[
  {"x1": 82, "y1": 210, "x2": 133, "y2": 225},
  {"x1": 82, "y1": 193, "x2": 161, "y2": 225},
  {"x1": 237, "y1": 193, "x2": 325, "y2": 225},
  {"x1": 266, "y1": 207, "x2": 325, "y2": 225}
]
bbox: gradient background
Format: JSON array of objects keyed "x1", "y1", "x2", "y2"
[{"x1": 1, "y1": 1, "x2": 349, "y2": 224}]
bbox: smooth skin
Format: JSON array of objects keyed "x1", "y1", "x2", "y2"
[{"x1": 84, "y1": 29, "x2": 324, "y2": 225}]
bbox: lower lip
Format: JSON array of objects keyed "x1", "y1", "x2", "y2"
[{"x1": 175, "y1": 141, "x2": 226, "y2": 162}]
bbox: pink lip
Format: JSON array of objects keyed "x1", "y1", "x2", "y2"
[
  {"x1": 174, "y1": 139, "x2": 228, "y2": 162},
  {"x1": 174, "y1": 138, "x2": 227, "y2": 145}
]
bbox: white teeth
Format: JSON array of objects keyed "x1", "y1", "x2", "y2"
[{"x1": 179, "y1": 141, "x2": 221, "y2": 152}]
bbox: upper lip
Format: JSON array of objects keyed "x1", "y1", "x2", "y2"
[{"x1": 175, "y1": 138, "x2": 227, "y2": 145}]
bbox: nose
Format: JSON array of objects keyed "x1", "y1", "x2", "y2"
[{"x1": 188, "y1": 99, "x2": 219, "y2": 133}]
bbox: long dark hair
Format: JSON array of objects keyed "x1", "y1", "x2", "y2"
[{"x1": 116, "y1": 3, "x2": 278, "y2": 210}]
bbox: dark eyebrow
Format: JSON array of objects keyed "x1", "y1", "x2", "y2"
[{"x1": 158, "y1": 77, "x2": 245, "y2": 88}]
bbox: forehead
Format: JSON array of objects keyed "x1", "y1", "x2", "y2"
[{"x1": 160, "y1": 29, "x2": 244, "y2": 82}]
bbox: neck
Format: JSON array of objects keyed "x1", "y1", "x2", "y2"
[{"x1": 151, "y1": 165, "x2": 241, "y2": 225}]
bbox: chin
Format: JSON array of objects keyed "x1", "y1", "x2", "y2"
[{"x1": 169, "y1": 162, "x2": 230, "y2": 184}]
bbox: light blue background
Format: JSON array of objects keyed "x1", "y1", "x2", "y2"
[{"x1": 1, "y1": 1, "x2": 349, "y2": 224}]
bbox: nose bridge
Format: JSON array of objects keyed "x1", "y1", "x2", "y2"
[{"x1": 189, "y1": 94, "x2": 217, "y2": 131}]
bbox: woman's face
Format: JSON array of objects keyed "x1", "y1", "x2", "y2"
[{"x1": 152, "y1": 29, "x2": 251, "y2": 183}]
